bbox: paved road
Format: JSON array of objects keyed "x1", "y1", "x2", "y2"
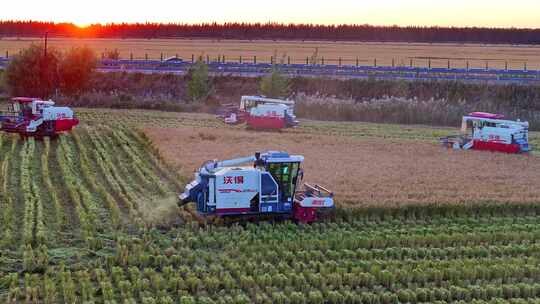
[{"x1": 2, "y1": 58, "x2": 540, "y2": 84}]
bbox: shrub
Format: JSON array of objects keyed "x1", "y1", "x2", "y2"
[
  {"x1": 60, "y1": 46, "x2": 97, "y2": 96},
  {"x1": 5, "y1": 44, "x2": 97, "y2": 98},
  {"x1": 260, "y1": 67, "x2": 289, "y2": 98},
  {"x1": 5, "y1": 44, "x2": 61, "y2": 98},
  {"x1": 187, "y1": 60, "x2": 211, "y2": 102},
  {"x1": 105, "y1": 49, "x2": 120, "y2": 60},
  {"x1": 0, "y1": 69, "x2": 6, "y2": 95}
]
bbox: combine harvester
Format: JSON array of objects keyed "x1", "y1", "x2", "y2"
[
  {"x1": 179, "y1": 151, "x2": 334, "y2": 223},
  {"x1": 0, "y1": 97, "x2": 79, "y2": 137},
  {"x1": 441, "y1": 112, "x2": 530, "y2": 153},
  {"x1": 219, "y1": 96, "x2": 299, "y2": 130}
]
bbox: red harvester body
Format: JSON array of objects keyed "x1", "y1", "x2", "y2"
[{"x1": 0, "y1": 97, "x2": 79, "y2": 137}]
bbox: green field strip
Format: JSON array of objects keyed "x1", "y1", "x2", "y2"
[
  {"x1": 56, "y1": 136, "x2": 99, "y2": 246},
  {"x1": 92, "y1": 127, "x2": 159, "y2": 205},
  {"x1": 105, "y1": 127, "x2": 166, "y2": 196},
  {"x1": 63, "y1": 134, "x2": 116, "y2": 233},
  {"x1": 9, "y1": 137, "x2": 26, "y2": 248},
  {"x1": 0, "y1": 134, "x2": 7, "y2": 242},
  {"x1": 86, "y1": 127, "x2": 142, "y2": 204},
  {"x1": 0, "y1": 136, "x2": 16, "y2": 249},
  {"x1": 27, "y1": 138, "x2": 47, "y2": 246},
  {"x1": 80, "y1": 128, "x2": 137, "y2": 221},
  {"x1": 46, "y1": 137, "x2": 78, "y2": 238},
  {"x1": 129, "y1": 129, "x2": 186, "y2": 190},
  {"x1": 40, "y1": 137, "x2": 65, "y2": 240},
  {"x1": 20, "y1": 139, "x2": 39, "y2": 247},
  {"x1": 109, "y1": 127, "x2": 170, "y2": 195},
  {"x1": 59, "y1": 137, "x2": 100, "y2": 221},
  {"x1": 0, "y1": 134, "x2": 5, "y2": 164},
  {"x1": 71, "y1": 130, "x2": 123, "y2": 229},
  {"x1": 85, "y1": 127, "x2": 143, "y2": 222},
  {"x1": 75, "y1": 127, "x2": 140, "y2": 227}
]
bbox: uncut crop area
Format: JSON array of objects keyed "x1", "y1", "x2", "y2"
[
  {"x1": 145, "y1": 126, "x2": 540, "y2": 207},
  {"x1": 3, "y1": 109, "x2": 540, "y2": 303},
  {"x1": 2, "y1": 38, "x2": 540, "y2": 69}
]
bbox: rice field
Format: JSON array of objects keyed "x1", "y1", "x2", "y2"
[
  {"x1": 2, "y1": 37, "x2": 540, "y2": 69},
  {"x1": 2, "y1": 108, "x2": 540, "y2": 303}
]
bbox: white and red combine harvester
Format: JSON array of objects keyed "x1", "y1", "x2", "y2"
[
  {"x1": 0, "y1": 97, "x2": 79, "y2": 137},
  {"x1": 179, "y1": 151, "x2": 334, "y2": 223},
  {"x1": 440, "y1": 112, "x2": 530, "y2": 153},
  {"x1": 219, "y1": 96, "x2": 299, "y2": 130}
]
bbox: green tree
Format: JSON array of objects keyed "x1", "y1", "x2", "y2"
[
  {"x1": 0, "y1": 70, "x2": 6, "y2": 95},
  {"x1": 5, "y1": 44, "x2": 61, "y2": 98},
  {"x1": 5, "y1": 44, "x2": 97, "y2": 98},
  {"x1": 259, "y1": 67, "x2": 290, "y2": 98},
  {"x1": 60, "y1": 46, "x2": 97, "y2": 96},
  {"x1": 187, "y1": 60, "x2": 211, "y2": 102},
  {"x1": 105, "y1": 48, "x2": 120, "y2": 60}
]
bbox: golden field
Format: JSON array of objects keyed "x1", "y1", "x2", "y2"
[
  {"x1": 1, "y1": 37, "x2": 540, "y2": 69},
  {"x1": 144, "y1": 125, "x2": 540, "y2": 208}
]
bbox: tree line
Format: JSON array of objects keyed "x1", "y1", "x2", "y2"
[{"x1": 0, "y1": 20, "x2": 539, "y2": 44}]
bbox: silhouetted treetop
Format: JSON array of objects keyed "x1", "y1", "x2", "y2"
[{"x1": 0, "y1": 20, "x2": 539, "y2": 44}]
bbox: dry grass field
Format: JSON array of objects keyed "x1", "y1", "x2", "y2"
[
  {"x1": 1, "y1": 37, "x2": 540, "y2": 69},
  {"x1": 144, "y1": 125, "x2": 540, "y2": 207}
]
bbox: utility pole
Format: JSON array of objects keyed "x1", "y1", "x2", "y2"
[
  {"x1": 42, "y1": 31, "x2": 49, "y2": 99},
  {"x1": 44, "y1": 31, "x2": 48, "y2": 58}
]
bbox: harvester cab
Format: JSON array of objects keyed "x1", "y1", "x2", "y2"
[
  {"x1": 0, "y1": 97, "x2": 79, "y2": 137},
  {"x1": 179, "y1": 151, "x2": 334, "y2": 223},
  {"x1": 441, "y1": 112, "x2": 530, "y2": 153},
  {"x1": 220, "y1": 96, "x2": 299, "y2": 130}
]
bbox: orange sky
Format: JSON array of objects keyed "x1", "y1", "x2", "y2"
[{"x1": 2, "y1": 0, "x2": 540, "y2": 28}]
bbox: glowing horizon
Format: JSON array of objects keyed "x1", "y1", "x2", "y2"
[{"x1": 2, "y1": 0, "x2": 540, "y2": 29}]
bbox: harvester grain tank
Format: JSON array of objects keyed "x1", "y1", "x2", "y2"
[
  {"x1": 440, "y1": 112, "x2": 530, "y2": 153},
  {"x1": 179, "y1": 151, "x2": 334, "y2": 223},
  {"x1": 0, "y1": 97, "x2": 79, "y2": 137},
  {"x1": 219, "y1": 96, "x2": 299, "y2": 130}
]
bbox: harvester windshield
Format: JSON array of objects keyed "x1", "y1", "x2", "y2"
[
  {"x1": 240, "y1": 96, "x2": 295, "y2": 111},
  {"x1": 266, "y1": 162, "x2": 301, "y2": 203}
]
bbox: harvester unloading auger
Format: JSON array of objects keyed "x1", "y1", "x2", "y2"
[
  {"x1": 0, "y1": 97, "x2": 79, "y2": 137},
  {"x1": 179, "y1": 151, "x2": 334, "y2": 223}
]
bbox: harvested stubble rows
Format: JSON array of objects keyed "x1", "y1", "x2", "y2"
[
  {"x1": 2, "y1": 108, "x2": 540, "y2": 303},
  {"x1": 0, "y1": 124, "x2": 182, "y2": 258}
]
